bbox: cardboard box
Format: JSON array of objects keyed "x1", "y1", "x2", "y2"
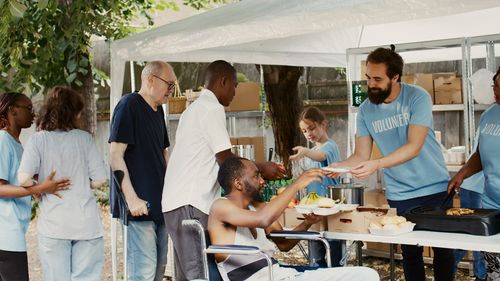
[
  {"x1": 366, "y1": 242, "x2": 402, "y2": 254},
  {"x1": 283, "y1": 208, "x2": 327, "y2": 231},
  {"x1": 401, "y1": 73, "x2": 434, "y2": 102},
  {"x1": 327, "y1": 207, "x2": 397, "y2": 233},
  {"x1": 230, "y1": 137, "x2": 265, "y2": 163},
  {"x1": 366, "y1": 243, "x2": 430, "y2": 257},
  {"x1": 433, "y1": 74, "x2": 462, "y2": 104},
  {"x1": 226, "y1": 82, "x2": 261, "y2": 112},
  {"x1": 363, "y1": 189, "x2": 389, "y2": 208}
]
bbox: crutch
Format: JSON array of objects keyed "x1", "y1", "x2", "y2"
[{"x1": 111, "y1": 170, "x2": 129, "y2": 281}]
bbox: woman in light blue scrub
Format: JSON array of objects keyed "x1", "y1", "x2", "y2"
[
  {"x1": 0, "y1": 92, "x2": 69, "y2": 281},
  {"x1": 449, "y1": 66, "x2": 500, "y2": 280}
]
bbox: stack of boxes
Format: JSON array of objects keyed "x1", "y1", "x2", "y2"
[{"x1": 401, "y1": 72, "x2": 463, "y2": 105}]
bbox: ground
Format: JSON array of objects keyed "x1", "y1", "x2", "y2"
[{"x1": 26, "y1": 206, "x2": 476, "y2": 280}]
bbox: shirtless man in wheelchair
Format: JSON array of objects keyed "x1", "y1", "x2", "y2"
[{"x1": 208, "y1": 157, "x2": 379, "y2": 281}]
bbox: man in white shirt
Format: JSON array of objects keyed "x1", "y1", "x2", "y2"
[{"x1": 162, "y1": 60, "x2": 286, "y2": 281}]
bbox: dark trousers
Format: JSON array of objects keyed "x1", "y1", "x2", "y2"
[
  {"x1": 388, "y1": 191, "x2": 455, "y2": 281},
  {"x1": 164, "y1": 205, "x2": 209, "y2": 281},
  {"x1": 0, "y1": 249, "x2": 29, "y2": 281}
]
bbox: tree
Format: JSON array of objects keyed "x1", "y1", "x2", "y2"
[{"x1": 0, "y1": 0, "x2": 229, "y2": 134}]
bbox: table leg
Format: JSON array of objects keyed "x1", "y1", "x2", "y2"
[
  {"x1": 356, "y1": 241, "x2": 363, "y2": 266},
  {"x1": 389, "y1": 243, "x2": 395, "y2": 281}
]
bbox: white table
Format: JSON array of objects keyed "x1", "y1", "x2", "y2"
[
  {"x1": 324, "y1": 230, "x2": 500, "y2": 280},
  {"x1": 324, "y1": 230, "x2": 500, "y2": 253}
]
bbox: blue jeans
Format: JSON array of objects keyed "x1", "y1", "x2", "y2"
[
  {"x1": 38, "y1": 235, "x2": 104, "y2": 281},
  {"x1": 127, "y1": 220, "x2": 168, "y2": 281},
  {"x1": 453, "y1": 189, "x2": 486, "y2": 279},
  {"x1": 388, "y1": 191, "x2": 455, "y2": 281}
]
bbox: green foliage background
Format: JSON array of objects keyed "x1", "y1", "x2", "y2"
[{"x1": 0, "y1": 0, "x2": 230, "y2": 95}]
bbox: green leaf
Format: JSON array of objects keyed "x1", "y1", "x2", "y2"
[
  {"x1": 66, "y1": 72, "x2": 77, "y2": 83},
  {"x1": 78, "y1": 67, "x2": 88, "y2": 75},
  {"x1": 79, "y1": 57, "x2": 89, "y2": 67},
  {"x1": 37, "y1": 0, "x2": 48, "y2": 10},
  {"x1": 74, "y1": 79, "x2": 82, "y2": 87},
  {"x1": 67, "y1": 60, "x2": 77, "y2": 72},
  {"x1": 9, "y1": 0, "x2": 27, "y2": 17}
]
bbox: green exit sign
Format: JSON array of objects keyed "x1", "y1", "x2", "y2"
[{"x1": 352, "y1": 80, "x2": 368, "y2": 107}]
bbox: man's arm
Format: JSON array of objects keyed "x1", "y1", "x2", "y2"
[
  {"x1": 215, "y1": 149, "x2": 236, "y2": 166},
  {"x1": 264, "y1": 209, "x2": 322, "y2": 252},
  {"x1": 215, "y1": 149, "x2": 286, "y2": 180},
  {"x1": 326, "y1": 135, "x2": 373, "y2": 179},
  {"x1": 350, "y1": 124, "x2": 428, "y2": 179},
  {"x1": 110, "y1": 142, "x2": 148, "y2": 217},
  {"x1": 210, "y1": 169, "x2": 324, "y2": 229}
]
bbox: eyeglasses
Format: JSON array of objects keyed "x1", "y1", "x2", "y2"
[
  {"x1": 152, "y1": 74, "x2": 177, "y2": 91},
  {"x1": 14, "y1": 104, "x2": 34, "y2": 113}
]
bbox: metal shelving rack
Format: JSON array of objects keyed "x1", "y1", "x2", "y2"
[{"x1": 346, "y1": 34, "x2": 500, "y2": 162}]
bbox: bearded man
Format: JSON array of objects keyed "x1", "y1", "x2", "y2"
[
  {"x1": 208, "y1": 157, "x2": 379, "y2": 281},
  {"x1": 328, "y1": 46, "x2": 454, "y2": 281}
]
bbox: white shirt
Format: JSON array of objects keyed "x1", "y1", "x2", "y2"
[
  {"x1": 162, "y1": 89, "x2": 232, "y2": 214},
  {"x1": 18, "y1": 129, "x2": 107, "y2": 240}
]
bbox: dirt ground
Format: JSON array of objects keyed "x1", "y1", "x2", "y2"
[{"x1": 26, "y1": 206, "x2": 476, "y2": 281}]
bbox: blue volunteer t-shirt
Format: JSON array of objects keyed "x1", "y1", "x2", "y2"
[
  {"x1": 109, "y1": 92, "x2": 169, "y2": 223},
  {"x1": 304, "y1": 139, "x2": 341, "y2": 196},
  {"x1": 0, "y1": 131, "x2": 31, "y2": 252},
  {"x1": 357, "y1": 83, "x2": 449, "y2": 201},
  {"x1": 478, "y1": 104, "x2": 500, "y2": 209}
]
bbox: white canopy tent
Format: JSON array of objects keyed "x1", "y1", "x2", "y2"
[{"x1": 110, "y1": 0, "x2": 500, "y2": 109}]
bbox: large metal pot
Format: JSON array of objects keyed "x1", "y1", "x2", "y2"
[
  {"x1": 328, "y1": 183, "x2": 365, "y2": 205},
  {"x1": 231, "y1": 144, "x2": 255, "y2": 160}
]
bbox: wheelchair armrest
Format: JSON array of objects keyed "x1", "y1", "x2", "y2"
[
  {"x1": 206, "y1": 245, "x2": 262, "y2": 255},
  {"x1": 268, "y1": 230, "x2": 322, "y2": 240},
  {"x1": 268, "y1": 230, "x2": 332, "y2": 268}
]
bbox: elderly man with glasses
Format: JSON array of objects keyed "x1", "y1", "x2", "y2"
[{"x1": 109, "y1": 61, "x2": 176, "y2": 281}]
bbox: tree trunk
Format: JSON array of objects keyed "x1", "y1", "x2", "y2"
[
  {"x1": 261, "y1": 65, "x2": 303, "y2": 172},
  {"x1": 74, "y1": 59, "x2": 96, "y2": 135},
  {"x1": 59, "y1": 0, "x2": 96, "y2": 135}
]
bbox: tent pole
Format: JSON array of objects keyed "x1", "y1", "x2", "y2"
[{"x1": 130, "y1": 61, "x2": 136, "y2": 92}]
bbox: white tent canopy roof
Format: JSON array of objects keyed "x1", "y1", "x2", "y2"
[{"x1": 110, "y1": 0, "x2": 500, "y2": 108}]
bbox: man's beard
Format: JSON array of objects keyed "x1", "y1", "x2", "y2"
[
  {"x1": 244, "y1": 180, "x2": 265, "y2": 203},
  {"x1": 368, "y1": 83, "x2": 392, "y2": 104}
]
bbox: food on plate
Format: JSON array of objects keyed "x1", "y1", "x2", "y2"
[
  {"x1": 287, "y1": 198, "x2": 298, "y2": 208},
  {"x1": 369, "y1": 222, "x2": 382, "y2": 229},
  {"x1": 396, "y1": 216, "x2": 407, "y2": 224},
  {"x1": 382, "y1": 224, "x2": 398, "y2": 230},
  {"x1": 317, "y1": 197, "x2": 336, "y2": 208},
  {"x1": 380, "y1": 215, "x2": 399, "y2": 226},
  {"x1": 398, "y1": 221, "x2": 414, "y2": 229},
  {"x1": 446, "y1": 207, "x2": 475, "y2": 216},
  {"x1": 376, "y1": 215, "x2": 413, "y2": 229},
  {"x1": 299, "y1": 192, "x2": 323, "y2": 205}
]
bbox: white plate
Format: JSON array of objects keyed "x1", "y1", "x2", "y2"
[
  {"x1": 295, "y1": 205, "x2": 318, "y2": 214},
  {"x1": 369, "y1": 222, "x2": 415, "y2": 236},
  {"x1": 313, "y1": 206, "x2": 340, "y2": 216},
  {"x1": 321, "y1": 167, "x2": 351, "y2": 173}
]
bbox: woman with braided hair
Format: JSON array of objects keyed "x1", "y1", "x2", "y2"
[{"x1": 0, "y1": 92, "x2": 69, "y2": 281}]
